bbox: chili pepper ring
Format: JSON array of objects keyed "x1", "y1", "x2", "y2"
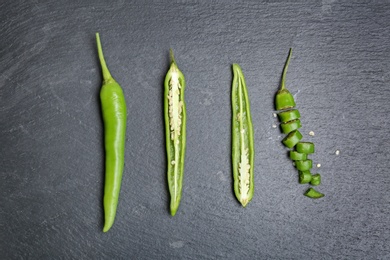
[{"x1": 96, "y1": 33, "x2": 127, "y2": 232}]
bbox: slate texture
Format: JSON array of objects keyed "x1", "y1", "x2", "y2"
[{"x1": 1, "y1": 0, "x2": 389, "y2": 259}]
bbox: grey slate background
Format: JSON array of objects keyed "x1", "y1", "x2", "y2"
[{"x1": 1, "y1": 0, "x2": 389, "y2": 259}]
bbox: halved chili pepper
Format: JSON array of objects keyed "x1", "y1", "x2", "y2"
[
  {"x1": 231, "y1": 64, "x2": 255, "y2": 207},
  {"x1": 164, "y1": 50, "x2": 187, "y2": 216}
]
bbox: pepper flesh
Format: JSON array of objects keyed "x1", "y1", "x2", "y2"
[
  {"x1": 96, "y1": 33, "x2": 127, "y2": 232},
  {"x1": 164, "y1": 50, "x2": 186, "y2": 216},
  {"x1": 304, "y1": 188, "x2": 324, "y2": 199},
  {"x1": 232, "y1": 64, "x2": 254, "y2": 207}
]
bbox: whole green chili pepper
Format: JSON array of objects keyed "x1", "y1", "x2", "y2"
[
  {"x1": 231, "y1": 64, "x2": 254, "y2": 207},
  {"x1": 96, "y1": 33, "x2": 127, "y2": 232},
  {"x1": 304, "y1": 188, "x2": 324, "y2": 199},
  {"x1": 275, "y1": 48, "x2": 295, "y2": 111},
  {"x1": 164, "y1": 50, "x2": 186, "y2": 216}
]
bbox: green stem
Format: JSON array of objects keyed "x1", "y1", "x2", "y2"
[
  {"x1": 281, "y1": 48, "x2": 292, "y2": 90},
  {"x1": 170, "y1": 48, "x2": 176, "y2": 65},
  {"x1": 96, "y1": 33, "x2": 112, "y2": 81}
]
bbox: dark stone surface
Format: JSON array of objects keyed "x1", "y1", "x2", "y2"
[{"x1": 1, "y1": 0, "x2": 389, "y2": 259}]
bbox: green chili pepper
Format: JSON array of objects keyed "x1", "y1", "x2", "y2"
[
  {"x1": 164, "y1": 50, "x2": 186, "y2": 216},
  {"x1": 310, "y1": 174, "x2": 321, "y2": 186},
  {"x1": 282, "y1": 130, "x2": 302, "y2": 148},
  {"x1": 275, "y1": 48, "x2": 295, "y2": 111},
  {"x1": 304, "y1": 188, "x2": 324, "y2": 199},
  {"x1": 295, "y1": 159, "x2": 313, "y2": 171},
  {"x1": 290, "y1": 151, "x2": 307, "y2": 161},
  {"x1": 278, "y1": 109, "x2": 300, "y2": 123},
  {"x1": 280, "y1": 119, "x2": 301, "y2": 134},
  {"x1": 231, "y1": 64, "x2": 254, "y2": 207},
  {"x1": 296, "y1": 142, "x2": 315, "y2": 154},
  {"x1": 96, "y1": 33, "x2": 127, "y2": 232},
  {"x1": 298, "y1": 170, "x2": 312, "y2": 184}
]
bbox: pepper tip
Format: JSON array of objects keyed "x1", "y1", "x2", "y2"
[
  {"x1": 102, "y1": 222, "x2": 112, "y2": 233},
  {"x1": 240, "y1": 198, "x2": 249, "y2": 207}
]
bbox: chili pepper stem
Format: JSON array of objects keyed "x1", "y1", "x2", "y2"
[
  {"x1": 169, "y1": 48, "x2": 176, "y2": 65},
  {"x1": 96, "y1": 33, "x2": 113, "y2": 82},
  {"x1": 280, "y1": 48, "x2": 292, "y2": 90}
]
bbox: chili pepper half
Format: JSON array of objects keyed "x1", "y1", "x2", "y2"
[
  {"x1": 231, "y1": 64, "x2": 255, "y2": 207},
  {"x1": 164, "y1": 50, "x2": 187, "y2": 216},
  {"x1": 96, "y1": 33, "x2": 127, "y2": 232}
]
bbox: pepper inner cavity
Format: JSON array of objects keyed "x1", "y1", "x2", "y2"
[
  {"x1": 167, "y1": 67, "x2": 183, "y2": 199},
  {"x1": 168, "y1": 68, "x2": 183, "y2": 141},
  {"x1": 237, "y1": 77, "x2": 251, "y2": 202}
]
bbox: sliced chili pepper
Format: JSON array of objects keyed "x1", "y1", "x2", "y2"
[
  {"x1": 290, "y1": 151, "x2": 307, "y2": 161},
  {"x1": 278, "y1": 109, "x2": 300, "y2": 123},
  {"x1": 282, "y1": 130, "x2": 302, "y2": 148},
  {"x1": 296, "y1": 142, "x2": 315, "y2": 154},
  {"x1": 299, "y1": 170, "x2": 312, "y2": 184},
  {"x1": 310, "y1": 174, "x2": 321, "y2": 186},
  {"x1": 304, "y1": 188, "x2": 324, "y2": 199},
  {"x1": 295, "y1": 159, "x2": 313, "y2": 171},
  {"x1": 280, "y1": 119, "x2": 301, "y2": 134}
]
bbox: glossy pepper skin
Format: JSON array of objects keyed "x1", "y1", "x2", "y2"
[
  {"x1": 96, "y1": 33, "x2": 127, "y2": 232},
  {"x1": 164, "y1": 50, "x2": 186, "y2": 216},
  {"x1": 231, "y1": 64, "x2": 255, "y2": 207}
]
